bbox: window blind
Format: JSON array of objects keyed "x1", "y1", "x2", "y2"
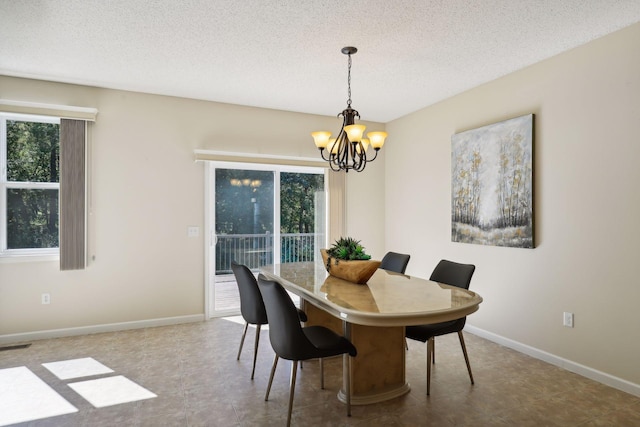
[{"x1": 59, "y1": 119, "x2": 86, "y2": 270}]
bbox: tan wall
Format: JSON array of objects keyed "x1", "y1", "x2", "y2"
[
  {"x1": 385, "y1": 22, "x2": 640, "y2": 385},
  {"x1": 0, "y1": 77, "x2": 386, "y2": 335}
]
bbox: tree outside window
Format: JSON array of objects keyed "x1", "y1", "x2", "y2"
[{"x1": 1, "y1": 114, "x2": 60, "y2": 253}]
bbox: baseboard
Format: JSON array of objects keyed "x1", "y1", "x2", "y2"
[
  {"x1": 0, "y1": 314, "x2": 205, "y2": 345},
  {"x1": 465, "y1": 325, "x2": 640, "y2": 398}
]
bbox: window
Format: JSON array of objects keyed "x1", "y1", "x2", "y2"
[{"x1": 1, "y1": 113, "x2": 60, "y2": 256}]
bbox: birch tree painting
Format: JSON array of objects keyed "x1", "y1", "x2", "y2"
[{"x1": 451, "y1": 114, "x2": 534, "y2": 248}]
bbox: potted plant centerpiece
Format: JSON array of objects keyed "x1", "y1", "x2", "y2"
[{"x1": 321, "y1": 237, "x2": 381, "y2": 284}]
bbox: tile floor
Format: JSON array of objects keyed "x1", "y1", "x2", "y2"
[{"x1": 1, "y1": 317, "x2": 640, "y2": 426}]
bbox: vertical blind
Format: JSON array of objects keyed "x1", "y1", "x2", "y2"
[
  {"x1": 328, "y1": 170, "x2": 346, "y2": 243},
  {"x1": 60, "y1": 119, "x2": 86, "y2": 270}
]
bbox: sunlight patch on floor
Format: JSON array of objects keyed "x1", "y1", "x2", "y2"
[
  {"x1": 0, "y1": 358, "x2": 158, "y2": 425},
  {"x1": 68, "y1": 375, "x2": 157, "y2": 408},
  {"x1": 43, "y1": 357, "x2": 114, "y2": 380},
  {"x1": 222, "y1": 315, "x2": 245, "y2": 326},
  {"x1": 222, "y1": 315, "x2": 270, "y2": 330},
  {"x1": 0, "y1": 366, "x2": 78, "y2": 426}
]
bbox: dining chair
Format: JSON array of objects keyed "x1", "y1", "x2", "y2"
[
  {"x1": 231, "y1": 262, "x2": 307, "y2": 380},
  {"x1": 405, "y1": 259, "x2": 476, "y2": 395},
  {"x1": 379, "y1": 251, "x2": 411, "y2": 274},
  {"x1": 257, "y1": 274, "x2": 357, "y2": 427}
]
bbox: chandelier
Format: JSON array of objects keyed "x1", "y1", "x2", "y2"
[{"x1": 311, "y1": 47, "x2": 387, "y2": 172}]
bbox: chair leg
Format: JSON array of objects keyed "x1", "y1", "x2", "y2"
[
  {"x1": 319, "y1": 358, "x2": 324, "y2": 389},
  {"x1": 432, "y1": 337, "x2": 435, "y2": 364},
  {"x1": 237, "y1": 322, "x2": 249, "y2": 360},
  {"x1": 250, "y1": 324, "x2": 261, "y2": 379},
  {"x1": 426, "y1": 337, "x2": 434, "y2": 395},
  {"x1": 265, "y1": 354, "x2": 278, "y2": 401},
  {"x1": 458, "y1": 331, "x2": 474, "y2": 385},
  {"x1": 286, "y1": 360, "x2": 299, "y2": 427}
]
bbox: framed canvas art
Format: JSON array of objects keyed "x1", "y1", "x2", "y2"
[{"x1": 451, "y1": 114, "x2": 534, "y2": 248}]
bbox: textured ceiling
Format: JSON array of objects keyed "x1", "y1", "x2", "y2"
[{"x1": 1, "y1": 0, "x2": 640, "y2": 122}]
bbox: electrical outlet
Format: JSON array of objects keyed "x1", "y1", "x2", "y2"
[
  {"x1": 41, "y1": 293, "x2": 51, "y2": 305},
  {"x1": 187, "y1": 226, "x2": 200, "y2": 238},
  {"x1": 563, "y1": 312, "x2": 574, "y2": 328}
]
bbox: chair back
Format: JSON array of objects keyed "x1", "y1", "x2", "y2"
[
  {"x1": 231, "y1": 262, "x2": 268, "y2": 325},
  {"x1": 257, "y1": 275, "x2": 317, "y2": 361},
  {"x1": 380, "y1": 251, "x2": 411, "y2": 274},
  {"x1": 429, "y1": 260, "x2": 475, "y2": 290}
]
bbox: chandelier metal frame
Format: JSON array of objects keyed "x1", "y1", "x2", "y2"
[{"x1": 312, "y1": 47, "x2": 386, "y2": 173}]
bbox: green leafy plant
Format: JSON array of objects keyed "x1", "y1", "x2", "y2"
[{"x1": 325, "y1": 237, "x2": 371, "y2": 270}]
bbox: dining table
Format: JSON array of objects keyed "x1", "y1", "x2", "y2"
[{"x1": 260, "y1": 261, "x2": 483, "y2": 405}]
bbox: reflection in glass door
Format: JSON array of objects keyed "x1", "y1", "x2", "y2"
[
  {"x1": 207, "y1": 163, "x2": 325, "y2": 316},
  {"x1": 213, "y1": 168, "x2": 274, "y2": 314},
  {"x1": 280, "y1": 171, "x2": 325, "y2": 265}
]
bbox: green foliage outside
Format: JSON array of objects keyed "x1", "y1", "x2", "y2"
[
  {"x1": 215, "y1": 169, "x2": 274, "y2": 235},
  {"x1": 280, "y1": 172, "x2": 323, "y2": 262},
  {"x1": 5, "y1": 120, "x2": 60, "y2": 249},
  {"x1": 215, "y1": 169, "x2": 323, "y2": 236},
  {"x1": 279, "y1": 172, "x2": 323, "y2": 234},
  {"x1": 215, "y1": 169, "x2": 324, "y2": 267}
]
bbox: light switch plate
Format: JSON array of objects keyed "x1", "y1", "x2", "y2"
[{"x1": 563, "y1": 312, "x2": 574, "y2": 328}]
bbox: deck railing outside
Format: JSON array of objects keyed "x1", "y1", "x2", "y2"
[{"x1": 215, "y1": 233, "x2": 322, "y2": 274}]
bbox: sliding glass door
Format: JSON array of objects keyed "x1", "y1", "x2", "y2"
[{"x1": 206, "y1": 162, "x2": 326, "y2": 317}]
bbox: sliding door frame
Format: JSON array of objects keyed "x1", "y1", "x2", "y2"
[{"x1": 203, "y1": 160, "x2": 329, "y2": 318}]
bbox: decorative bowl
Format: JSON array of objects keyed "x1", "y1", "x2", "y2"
[{"x1": 320, "y1": 249, "x2": 381, "y2": 284}]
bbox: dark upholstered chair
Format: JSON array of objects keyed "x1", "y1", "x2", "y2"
[
  {"x1": 405, "y1": 259, "x2": 476, "y2": 395},
  {"x1": 231, "y1": 262, "x2": 307, "y2": 380},
  {"x1": 257, "y1": 275, "x2": 357, "y2": 427},
  {"x1": 380, "y1": 251, "x2": 411, "y2": 274}
]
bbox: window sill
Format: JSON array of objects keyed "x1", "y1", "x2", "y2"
[{"x1": 0, "y1": 253, "x2": 59, "y2": 264}]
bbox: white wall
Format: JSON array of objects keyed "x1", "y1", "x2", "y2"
[
  {"x1": 0, "y1": 77, "x2": 386, "y2": 336},
  {"x1": 385, "y1": 22, "x2": 640, "y2": 386}
]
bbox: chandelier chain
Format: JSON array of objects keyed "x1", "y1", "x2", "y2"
[{"x1": 347, "y1": 53, "x2": 352, "y2": 108}]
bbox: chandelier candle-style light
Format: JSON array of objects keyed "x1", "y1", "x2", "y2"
[{"x1": 312, "y1": 47, "x2": 387, "y2": 172}]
